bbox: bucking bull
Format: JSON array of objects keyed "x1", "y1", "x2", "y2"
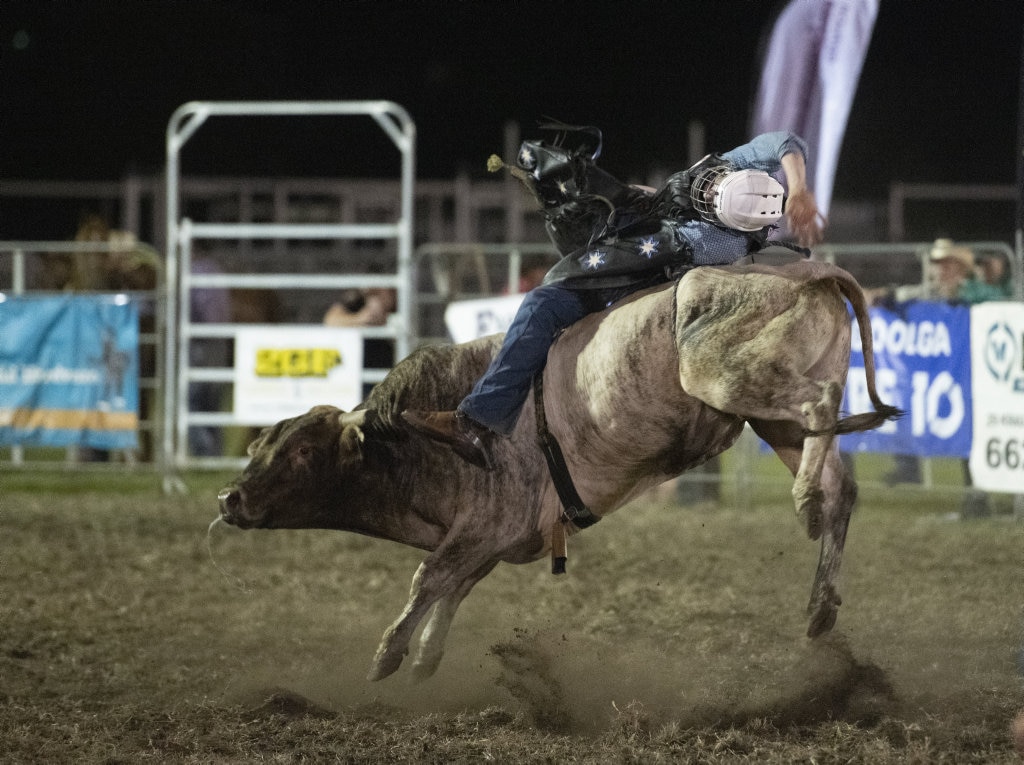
[{"x1": 218, "y1": 259, "x2": 900, "y2": 682}]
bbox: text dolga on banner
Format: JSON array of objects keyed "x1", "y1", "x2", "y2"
[
  {"x1": 0, "y1": 295, "x2": 139, "y2": 449},
  {"x1": 968, "y1": 301, "x2": 1024, "y2": 492},
  {"x1": 841, "y1": 301, "x2": 971, "y2": 458},
  {"x1": 233, "y1": 326, "x2": 363, "y2": 425}
]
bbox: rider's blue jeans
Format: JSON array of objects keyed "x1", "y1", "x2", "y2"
[{"x1": 458, "y1": 282, "x2": 632, "y2": 435}]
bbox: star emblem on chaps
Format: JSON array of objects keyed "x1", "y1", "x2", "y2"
[
  {"x1": 638, "y1": 236, "x2": 659, "y2": 259},
  {"x1": 518, "y1": 146, "x2": 536, "y2": 169},
  {"x1": 581, "y1": 249, "x2": 607, "y2": 270}
]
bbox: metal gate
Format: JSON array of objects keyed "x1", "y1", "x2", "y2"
[{"x1": 164, "y1": 101, "x2": 415, "y2": 482}]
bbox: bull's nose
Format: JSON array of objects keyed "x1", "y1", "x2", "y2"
[{"x1": 218, "y1": 487, "x2": 240, "y2": 517}]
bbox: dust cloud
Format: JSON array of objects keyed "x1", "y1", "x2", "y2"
[{"x1": 225, "y1": 625, "x2": 897, "y2": 735}]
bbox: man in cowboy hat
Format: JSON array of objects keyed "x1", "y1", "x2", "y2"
[
  {"x1": 925, "y1": 238, "x2": 976, "y2": 302},
  {"x1": 868, "y1": 238, "x2": 981, "y2": 307}
]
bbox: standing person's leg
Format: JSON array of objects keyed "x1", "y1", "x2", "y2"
[{"x1": 884, "y1": 453, "x2": 922, "y2": 485}]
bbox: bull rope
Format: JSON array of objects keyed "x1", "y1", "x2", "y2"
[{"x1": 532, "y1": 373, "x2": 601, "y2": 575}]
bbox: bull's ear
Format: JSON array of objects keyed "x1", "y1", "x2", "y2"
[
  {"x1": 309, "y1": 404, "x2": 340, "y2": 416},
  {"x1": 247, "y1": 426, "x2": 270, "y2": 457},
  {"x1": 338, "y1": 410, "x2": 367, "y2": 468}
]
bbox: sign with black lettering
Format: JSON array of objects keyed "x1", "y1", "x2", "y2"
[
  {"x1": 969, "y1": 302, "x2": 1024, "y2": 492},
  {"x1": 444, "y1": 294, "x2": 526, "y2": 343}
]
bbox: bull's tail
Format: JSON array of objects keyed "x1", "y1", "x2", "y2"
[
  {"x1": 807, "y1": 266, "x2": 904, "y2": 437},
  {"x1": 832, "y1": 405, "x2": 904, "y2": 435}
]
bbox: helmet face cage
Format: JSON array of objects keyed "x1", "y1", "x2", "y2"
[
  {"x1": 690, "y1": 165, "x2": 732, "y2": 225},
  {"x1": 690, "y1": 166, "x2": 785, "y2": 232}
]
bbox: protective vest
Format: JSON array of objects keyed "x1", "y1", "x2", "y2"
[{"x1": 541, "y1": 153, "x2": 769, "y2": 290}]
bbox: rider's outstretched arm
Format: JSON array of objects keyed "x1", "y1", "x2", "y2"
[{"x1": 781, "y1": 151, "x2": 825, "y2": 247}]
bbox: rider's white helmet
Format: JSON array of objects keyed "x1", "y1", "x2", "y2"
[{"x1": 690, "y1": 166, "x2": 786, "y2": 231}]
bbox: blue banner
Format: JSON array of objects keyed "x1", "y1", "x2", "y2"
[
  {"x1": 0, "y1": 295, "x2": 139, "y2": 449},
  {"x1": 841, "y1": 301, "x2": 971, "y2": 458}
]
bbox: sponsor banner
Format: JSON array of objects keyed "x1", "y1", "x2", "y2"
[
  {"x1": 0, "y1": 295, "x2": 139, "y2": 449},
  {"x1": 968, "y1": 302, "x2": 1024, "y2": 492},
  {"x1": 445, "y1": 294, "x2": 526, "y2": 343},
  {"x1": 841, "y1": 301, "x2": 971, "y2": 458},
  {"x1": 233, "y1": 326, "x2": 363, "y2": 424}
]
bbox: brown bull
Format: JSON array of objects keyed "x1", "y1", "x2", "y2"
[{"x1": 218, "y1": 260, "x2": 899, "y2": 682}]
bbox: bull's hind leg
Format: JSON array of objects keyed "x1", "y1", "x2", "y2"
[
  {"x1": 805, "y1": 446, "x2": 857, "y2": 637},
  {"x1": 751, "y1": 414, "x2": 854, "y2": 638},
  {"x1": 792, "y1": 380, "x2": 843, "y2": 539},
  {"x1": 774, "y1": 381, "x2": 850, "y2": 636},
  {"x1": 739, "y1": 380, "x2": 843, "y2": 539}
]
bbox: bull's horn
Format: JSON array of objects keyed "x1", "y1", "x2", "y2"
[
  {"x1": 338, "y1": 410, "x2": 367, "y2": 465},
  {"x1": 338, "y1": 410, "x2": 368, "y2": 430}
]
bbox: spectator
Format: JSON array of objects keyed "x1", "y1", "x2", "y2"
[
  {"x1": 967, "y1": 250, "x2": 1013, "y2": 301},
  {"x1": 188, "y1": 251, "x2": 231, "y2": 457},
  {"x1": 55, "y1": 215, "x2": 160, "y2": 462},
  {"x1": 103, "y1": 230, "x2": 159, "y2": 292},
  {"x1": 502, "y1": 253, "x2": 556, "y2": 295},
  {"x1": 323, "y1": 286, "x2": 396, "y2": 328},
  {"x1": 926, "y1": 238, "x2": 978, "y2": 302},
  {"x1": 68, "y1": 213, "x2": 110, "y2": 291},
  {"x1": 867, "y1": 238, "x2": 978, "y2": 307},
  {"x1": 37, "y1": 214, "x2": 159, "y2": 294},
  {"x1": 224, "y1": 287, "x2": 282, "y2": 458},
  {"x1": 323, "y1": 285, "x2": 398, "y2": 397}
]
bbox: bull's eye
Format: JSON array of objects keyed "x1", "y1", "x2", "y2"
[{"x1": 297, "y1": 445, "x2": 313, "y2": 458}]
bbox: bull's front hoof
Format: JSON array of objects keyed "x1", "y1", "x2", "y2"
[
  {"x1": 410, "y1": 654, "x2": 442, "y2": 684},
  {"x1": 367, "y1": 651, "x2": 405, "y2": 682}
]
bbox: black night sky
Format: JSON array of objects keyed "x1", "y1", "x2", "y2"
[{"x1": 1, "y1": 1, "x2": 1022, "y2": 232}]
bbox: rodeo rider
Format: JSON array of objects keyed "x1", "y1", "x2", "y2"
[{"x1": 403, "y1": 124, "x2": 825, "y2": 470}]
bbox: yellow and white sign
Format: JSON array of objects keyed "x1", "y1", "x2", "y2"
[
  {"x1": 234, "y1": 326, "x2": 363, "y2": 424},
  {"x1": 968, "y1": 302, "x2": 1024, "y2": 493}
]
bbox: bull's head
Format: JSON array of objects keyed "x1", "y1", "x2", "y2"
[{"x1": 218, "y1": 405, "x2": 371, "y2": 530}]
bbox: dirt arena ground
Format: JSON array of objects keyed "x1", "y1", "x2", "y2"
[{"x1": 2, "y1": 465, "x2": 1021, "y2": 762}]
